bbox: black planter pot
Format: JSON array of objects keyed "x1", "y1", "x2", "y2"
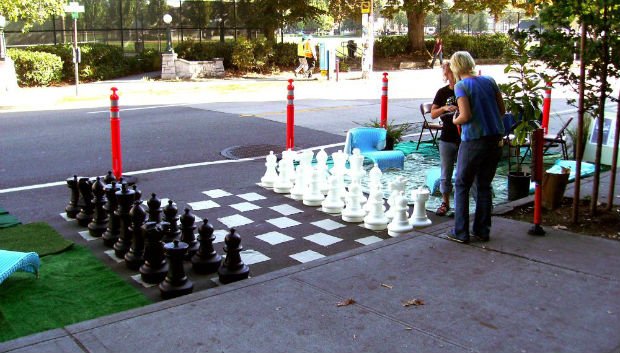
[
  {"x1": 385, "y1": 137, "x2": 396, "y2": 150},
  {"x1": 507, "y1": 172, "x2": 531, "y2": 201}
]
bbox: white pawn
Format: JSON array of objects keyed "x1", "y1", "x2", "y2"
[
  {"x1": 348, "y1": 148, "x2": 366, "y2": 180},
  {"x1": 289, "y1": 165, "x2": 306, "y2": 200},
  {"x1": 384, "y1": 180, "x2": 400, "y2": 221},
  {"x1": 364, "y1": 188, "x2": 389, "y2": 231},
  {"x1": 368, "y1": 165, "x2": 383, "y2": 192},
  {"x1": 260, "y1": 151, "x2": 278, "y2": 188},
  {"x1": 341, "y1": 182, "x2": 366, "y2": 223},
  {"x1": 321, "y1": 175, "x2": 344, "y2": 214},
  {"x1": 316, "y1": 149, "x2": 330, "y2": 195},
  {"x1": 282, "y1": 149, "x2": 297, "y2": 182},
  {"x1": 364, "y1": 181, "x2": 386, "y2": 213},
  {"x1": 347, "y1": 177, "x2": 367, "y2": 206},
  {"x1": 303, "y1": 168, "x2": 325, "y2": 206},
  {"x1": 410, "y1": 187, "x2": 432, "y2": 227},
  {"x1": 273, "y1": 158, "x2": 293, "y2": 194},
  {"x1": 387, "y1": 192, "x2": 413, "y2": 237}
]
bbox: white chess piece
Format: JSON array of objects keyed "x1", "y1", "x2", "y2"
[
  {"x1": 341, "y1": 182, "x2": 366, "y2": 223},
  {"x1": 368, "y1": 165, "x2": 383, "y2": 192},
  {"x1": 316, "y1": 148, "x2": 330, "y2": 194},
  {"x1": 282, "y1": 149, "x2": 297, "y2": 182},
  {"x1": 348, "y1": 177, "x2": 367, "y2": 206},
  {"x1": 331, "y1": 150, "x2": 349, "y2": 200},
  {"x1": 364, "y1": 188, "x2": 389, "y2": 231},
  {"x1": 260, "y1": 151, "x2": 278, "y2": 188},
  {"x1": 384, "y1": 180, "x2": 400, "y2": 221},
  {"x1": 348, "y1": 148, "x2": 366, "y2": 180},
  {"x1": 273, "y1": 158, "x2": 293, "y2": 194},
  {"x1": 321, "y1": 175, "x2": 344, "y2": 214},
  {"x1": 409, "y1": 187, "x2": 432, "y2": 227},
  {"x1": 303, "y1": 168, "x2": 325, "y2": 206},
  {"x1": 387, "y1": 192, "x2": 413, "y2": 237},
  {"x1": 289, "y1": 165, "x2": 306, "y2": 200}
]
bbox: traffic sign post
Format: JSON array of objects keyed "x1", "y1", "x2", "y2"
[
  {"x1": 361, "y1": 0, "x2": 374, "y2": 79},
  {"x1": 64, "y1": 2, "x2": 84, "y2": 96}
]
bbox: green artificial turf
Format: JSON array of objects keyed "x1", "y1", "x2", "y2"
[
  {"x1": 0, "y1": 207, "x2": 21, "y2": 229},
  {"x1": 0, "y1": 245, "x2": 152, "y2": 343},
  {"x1": 0, "y1": 222, "x2": 74, "y2": 256}
]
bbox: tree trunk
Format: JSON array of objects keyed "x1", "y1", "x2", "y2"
[{"x1": 406, "y1": 8, "x2": 430, "y2": 60}]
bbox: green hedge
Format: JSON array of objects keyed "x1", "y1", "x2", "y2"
[
  {"x1": 175, "y1": 40, "x2": 234, "y2": 68},
  {"x1": 7, "y1": 48, "x2": 63, "y2": 87},
  {"x1": 376, "y1": 33, "x2": 508, "y2": 60}
]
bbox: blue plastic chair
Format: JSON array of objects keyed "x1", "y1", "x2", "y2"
[
  {"x1": 344, "y1": 127, "x2": 405, "y2": 170},
  {"x1": 0, "y1": 250, "x2": 40, "y2": 285}
]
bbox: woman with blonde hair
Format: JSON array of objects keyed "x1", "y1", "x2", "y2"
[{"x1": 447, "y1": 51, "x2": 505, "y2": 244}]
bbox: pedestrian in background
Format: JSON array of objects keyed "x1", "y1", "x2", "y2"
[
  {"x1": 294, "y1": 35, "x2": 308, "y2": 78},
  {"x1": 430, "y1": 36, "x2": 443, "y2": 68},
  {"x1": 448, "y1": 51, "x2": 505, "y2": 244},
  {"x1": 304, "y1": 35, "x2": 317, "y2": 78}
]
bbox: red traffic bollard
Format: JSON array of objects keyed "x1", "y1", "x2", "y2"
[
  {"x1": 542, "y1": 82, "x2": 552, "y2": 134},
  {"x1": 380, "y1": 72, "x2": 388, "y2": 128},
  {"x1": 109, "y1": 87, "x2": 123, "y2": 180},
  {"x1": 528, "y1": 128, "x2": 545, "y2": 236},
  {"x1": 286, "y1": 79, "x2": 295, "y2": 150}
]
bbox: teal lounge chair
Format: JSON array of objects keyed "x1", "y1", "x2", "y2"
[
  {"x1": 344, "y1": 127, "x2": 405, "y2": 170},
  {"x1": 0, "y1": 250, "x2": 40, "y2": 285}
]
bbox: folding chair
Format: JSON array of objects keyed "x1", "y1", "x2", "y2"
[
  {"x1": 543, "y1": 117, "x2": 573, "y2": 160},
  {"x1": 416, "y1": 102, "x2": 442, "y2": 150}
]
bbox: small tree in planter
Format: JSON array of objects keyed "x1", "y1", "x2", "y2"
[{"x1": 499, "y1": 28, "x2": 549, "y2": 200}]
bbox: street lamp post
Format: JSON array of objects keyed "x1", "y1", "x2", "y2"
[
  {"x1": 0, "y1": 14, "x2": 7, "y2": 61},
  {"x1": 163, "y1": 14, "x2": 173, "y2": 53}
]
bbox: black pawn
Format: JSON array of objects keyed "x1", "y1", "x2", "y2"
[
  {"x1": 113, "y1": 183, "x2": 136, "y2": 259},
  {"x1": 218, "y1": 228, "x2": 249, "y2": 284},
  {"x1": 125, "y1": 200, "x2": 147, "y2": 270},
  {"x1": 159, "y1": 240, "x2": 194, "y2": 299},
  {"x1": 162, "y1": 200, "x2": 181, "y2": 242},
  {"x1": 76, "y1": 177, "x2": 94, "y2": 227},
  {"x1": 191, "y1": 218, "x2": 222, "y2": 274},
  {"x1": 140, "y1": 222, "x2": 169, "y2": 284},
  {"x1": 88, "y1": 177, "x2": 109, "y2": 237},
  {"x1": 146, "y1": 193, "x2": 162, "y2": 223},
  {"x1": 132, "y1": 184, "x2": 142, "y2": 202},
  {"x1": 65, "y1": 175, "x2": 81, "y2": 218},
  {"x1": 102, "y1": 170, "x2": 116, "y2": 184},
  {"x1": 102, "y1": 181, "x2": 121, "y2": 247},
  {"x1": 179, "y1": 208, "x2": 199, "y2": 260}
]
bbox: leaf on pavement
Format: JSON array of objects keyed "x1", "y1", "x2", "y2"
[
  {"x1": 337, "y1": 298, "x2": 356, "y2": 307},
  {"x1": 553, "y1": 224, "x2": 568, "y2": 230},
  {"x1": 402, "y1": 298, "x2": 425, "y2": 307},
  {"x1": 381, "y1": 283, "x2": 393, "y2": 289}
]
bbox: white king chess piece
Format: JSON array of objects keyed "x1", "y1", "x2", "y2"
[
  {"x1": 409, "y1": 187, "x2": 432, "y2": 227},
  {"x1": 260, "y1": 151, "x2": 278, "y2": 188}
]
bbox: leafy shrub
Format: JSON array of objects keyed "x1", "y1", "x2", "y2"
[
  {"x1": 8, "y1": 48, "x2": 63, "y2": 87},
  {"x1": 231, "y1": 38, "x2": 256, "y2": 71},
  {"x1": 442, "y1": 33, "x2": 509, "y2": 59},
  {"x1": 136, "y1": 48, "x2": 162, "y2": 72},
  {"x1": 374, "y1": 35, "x2": 411, "y2": 57},
  {"x1": 271, "y1": 42, "x2": 297, "y2": 67}
]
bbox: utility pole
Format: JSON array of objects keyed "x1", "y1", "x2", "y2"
[
  {"x1": 64, "y1": 2, "x2": 84, "y2": 96},
  {"x1": 361, "y1": 0, "x2": 374, "y2": 79}
]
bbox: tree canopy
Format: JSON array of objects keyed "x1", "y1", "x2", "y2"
[{"x1": 0, "y1": 0, "x2": 64, "y2": 30}]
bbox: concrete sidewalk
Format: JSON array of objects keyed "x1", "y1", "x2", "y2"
[{"x1": 1, "y1": 215, "x2": 619, "y2": 353}]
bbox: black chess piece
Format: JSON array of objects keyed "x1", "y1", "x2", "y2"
[
  {"x1": 102, "y1": 170, "x2": 116, "y2": 184},
  {"x1": 76, "y1": 177, "x2": 94, "y2": 227},
  {"x1": 179, "y1": 207, "x2": 199, "y2": 260},
  {"x1": 113, "y1": 183, "x2": 136, "y2": 259},
  {"x1": 65, "y1": 175, "x2": 81, "y2": 218},
  {"x1": 218, "y1": 228, "x2": 249, "y2": 284},
  {"x1": 191, "y1": 218, "x2": 222, "y2": 274},
  {"x1": 159, "y1": 240, "x2": 194, "y2": 299},
  {"x1": 132, "y1": 184, "x2": 142, "y2": 202},
  {"x1": 162, "y1": 200, "x2": 181, "y2": 242},
  {"x1": 140, "y1": 222, "x2": 169, "y2": 284},
  {"x1": 88, "y1": 177, "x2": 109, "y2": 237},
  {"x1": 125, "y1": 200, "x2": 147, "y2": 270},
  {"x1": 146, "y1": 193, "x2": 162, "y2": 223},
  {"x1": 102, "y1": 181, "x2": 121, "y2": 247}
]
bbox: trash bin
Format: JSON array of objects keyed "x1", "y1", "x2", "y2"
[{"x1": 542, "y1": 167, "x2": 570, "y2": 210}]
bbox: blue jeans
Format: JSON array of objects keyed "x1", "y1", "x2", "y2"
[
  {"x1": 439, "y1": 140, "x2": 458, "y2": 195},
  {"x1": 453, "y1": 137, "x2": 502, "y2": 238},
  {"x1": 430, "y1": 52, "x2": 443, "y2": 68}
]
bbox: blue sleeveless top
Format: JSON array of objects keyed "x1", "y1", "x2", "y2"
[{"x1": 454, "y1": 76, "x2": 505, "y2": 141}]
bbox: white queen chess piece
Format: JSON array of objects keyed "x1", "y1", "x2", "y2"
[
  {"x1": 260, "y1": 151, "x2": 278, "y2": 188},
  {"x1": 409, "y1": 187, "x2": 432, "y2": 227}
]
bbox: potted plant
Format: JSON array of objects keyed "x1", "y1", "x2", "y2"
[
  {"x1": 499, "y1": 28, "x2": 548, "y2": 200},
  {"x1": 359, "y1": 118, "x2": 413, "y2": 150}
]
